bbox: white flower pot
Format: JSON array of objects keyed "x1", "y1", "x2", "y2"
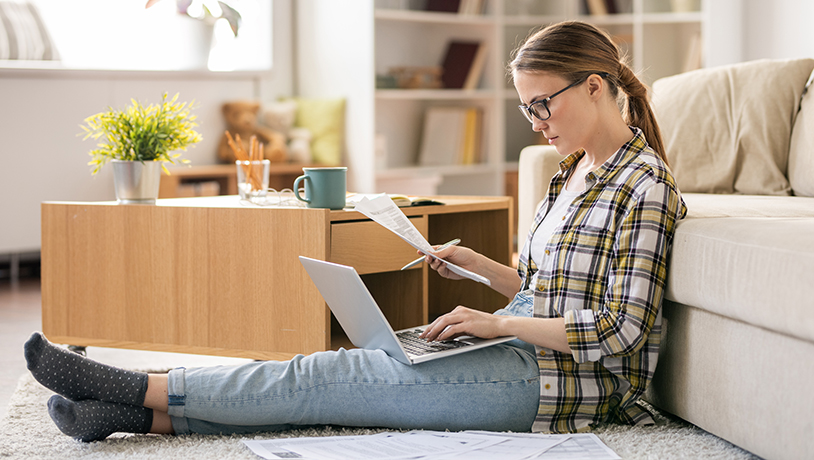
[{"x1": 112, "y1": 160, "x2": 162, "y2": 204}]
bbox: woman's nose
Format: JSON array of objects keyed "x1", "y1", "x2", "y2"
[{"x1": 531, "y1": 118, "x2": 547, "y2": 133}]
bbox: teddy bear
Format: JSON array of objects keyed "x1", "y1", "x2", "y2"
[
  {"x1": 217, "y1": 101, "x2": 288, "y2": 163},
  {"x1": 262, "y1": 100, "x2": 312, "y2": 164}
]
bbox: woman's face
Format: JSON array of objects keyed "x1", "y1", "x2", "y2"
[{"x1": 514, "y1": 71, "x2": 594, "y2": 156}]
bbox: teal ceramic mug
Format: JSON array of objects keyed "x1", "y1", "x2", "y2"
[{"x1": 293, "y1": 167, "x2": 347, "y2": 210}]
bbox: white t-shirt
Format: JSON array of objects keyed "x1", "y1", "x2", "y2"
[{"x1": 528, "y1": 189, "x2": 581, "y2": 269}]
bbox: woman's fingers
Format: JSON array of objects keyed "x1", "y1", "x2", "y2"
[
  {"x1": 419, "y1": 306, "x2": 489, "y2": 341},
  {"x1": 419, "y1": 311, "x2": 457, "y2": 341}
]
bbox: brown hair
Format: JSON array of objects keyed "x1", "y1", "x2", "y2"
[{"x1": 509, "y1": 21, "x2": 668, "y2": 165}]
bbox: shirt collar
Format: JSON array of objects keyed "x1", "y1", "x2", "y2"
[{"x1": 557, "y1": 127, "x2": 648, "y2": 188}]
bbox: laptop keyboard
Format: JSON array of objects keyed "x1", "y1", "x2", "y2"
[{"x1": 396, "y1": 329, "x2": 470, "y2": 356}]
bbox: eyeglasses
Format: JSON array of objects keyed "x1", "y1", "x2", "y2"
[{"x1": 518, "y1": 73, "x2": 608, "y2": 123}]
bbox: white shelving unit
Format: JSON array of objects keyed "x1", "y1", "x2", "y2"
[{"x1": 295, "y1": 0, "x2": 706, "y2": 196}]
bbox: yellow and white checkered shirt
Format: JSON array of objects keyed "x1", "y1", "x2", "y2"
[{"x1": 517, "y1": 128, "x2": 687, "y2": 433}]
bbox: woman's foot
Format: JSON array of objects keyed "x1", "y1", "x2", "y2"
[
  {"x1": 24, "y1": 332, "x2": 148, "y2": 406},
  {"x1": 47, "y1": 395, "x2": 153, "y2": 442}
]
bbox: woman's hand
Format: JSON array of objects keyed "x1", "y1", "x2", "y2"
[
  {"x1": 419, "y1": 306, "x2": 505, "y2": 342},
  {"x1": 423, "y1": 244, "x2": 524, "y2": 300},
  {"x1": 423, "y1": 245, "x2": 479, "y2": 281},
  {"x1": 421, "y1": 307, "x2": 572, "y2": 354}
]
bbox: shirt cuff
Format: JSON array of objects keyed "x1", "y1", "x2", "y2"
[{"x1": 564, "y1": 309, "x2": 601, "y2": 363}]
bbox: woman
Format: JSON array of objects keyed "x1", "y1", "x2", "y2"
[{"x1": 25, "y1": 21, "x2": 685, "y2": 442}]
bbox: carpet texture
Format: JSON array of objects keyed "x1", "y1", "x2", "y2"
[{"x1": 0, "y1": 372, "x2": 759, "y2": 459}]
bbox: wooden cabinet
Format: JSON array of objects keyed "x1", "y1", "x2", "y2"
[{"x1": 40, "y1": 196, "x2": 512, "y2": 360}]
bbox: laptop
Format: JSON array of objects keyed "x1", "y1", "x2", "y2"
[{"x1": 299, "y1": 256, "x2": 516, "y2": 365}]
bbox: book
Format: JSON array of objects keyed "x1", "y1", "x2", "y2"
[
  {"x1": 440, "y1": 41, "x2": 482, "y2": 89},
  {"x1": 419, "y1": 106, "x2": 483, "y2": 167},
  {"x1": 425, "y1": 0, "x2": 461, "y2": 13},
  {"x1": 345, "y1": 194, "x2": 444, "y2": 208},
  {"x1": 418, "y1": 107, "x2": 467, "y2": 166},
  {"x1": 585, "y1": 0, "x2": 608, "y2": 15},
  {"x1": 459, "y1": 107, "x2": 482, "y2": 165},
  {"x1": 615, "y1": 0, "x2": 633, "y2": 13},
  {"x1": 462, "y1": 43, "x2": 488, "y2": 90},
  {"x1": 604, "y1": 0, "x2": 618, "y2": 14},
  {"x1": 458, "y1": 0, "x2": 484, "y2": 15}
]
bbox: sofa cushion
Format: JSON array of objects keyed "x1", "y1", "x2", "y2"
[
  {"x1": 665, "y1": 207, "x2": 814, "y2": 343},
  {"x1": 679, "y1": 192, "x2": 814, "y2": 218},
  {"x1": 652, "y1": 58, "x2": 814, "y2": 196},
  {"x1": 788, "y1": 70, "x2": 814, "y2": 197}
]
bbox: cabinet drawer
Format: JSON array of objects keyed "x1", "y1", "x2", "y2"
[{"x1": 331, "y1": 217, "x2": 427, "y2": 274}]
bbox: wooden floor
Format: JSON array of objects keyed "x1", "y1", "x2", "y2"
[
  {"x1": 0, "y1": 276, "x2": 253, "y2": 421},
  {"x1": 0, "y1": 278, "x2": 42, "y2": 420}
]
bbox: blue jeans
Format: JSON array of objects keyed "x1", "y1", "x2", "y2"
[{"x1": 167, "y1": 291, "x2": 539, "y2": 435}]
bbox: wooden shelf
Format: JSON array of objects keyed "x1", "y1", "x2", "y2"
[
  {"x1": 374, "y1": 8, "x2": 495, "y2": 25},
  {"x1": 158, "y1": 163, "x2": 317, "y2": 198},
  {"x1": 297, "y1": 0, "x2": 706, "y2": 195}
]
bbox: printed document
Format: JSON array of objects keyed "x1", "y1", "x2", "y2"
[
  {"x1": 243, "y1": 431, "x2": 620, "y2": 460},
  {"x1": 353, "y1": 194, "x2": 490, "y2": 286}
]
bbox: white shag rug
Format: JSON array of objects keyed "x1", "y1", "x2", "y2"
[{"x1": 0, "y1": 371, "x2": 760, "y2": 460}]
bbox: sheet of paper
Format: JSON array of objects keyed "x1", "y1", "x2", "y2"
[
  {"x1": 443, "y1": 432, "x2": 571, "y2": 460},
  {"x1": 244, "y1": 435, "x2": 374, "y2": 460},
  {"x1": 296, "y1": 431, "x2": 504, "y2": 460},
  {"x1": 354, "y1": 194, "x2": 490, "y2": 286},
  {"x1": 243, "y1": 430, "x2": 503, "y2": 460},
  {"x1": 531, "y1": 433, "x2": 620, "y2": 460},
  {"x1": 243, "y1": 431, "x2": 619, "y2": 460},
  {"x1": 354, "y1": 194, "x2": 434, "y2": 253},
  {"x1": 463, "y1": 432, "x2": 619, "y2": 460}
]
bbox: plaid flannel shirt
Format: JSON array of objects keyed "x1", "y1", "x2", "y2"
[{"x1": 517, "y1": 128, "x2": 687, "y2": 433}]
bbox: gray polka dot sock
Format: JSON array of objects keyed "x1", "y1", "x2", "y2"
[
  {"x1": 24, "y1": 332, "x2": 148, "y2": 406},
  {"x1": 47, "y1": 394, "x2": 153, "y2": 442}
]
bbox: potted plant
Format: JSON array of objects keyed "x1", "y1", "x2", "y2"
[
  {"x1": 80, "y1": 92, "x2": 203, "y2": 204},
  {"x1": 146, "y1": 0, "x2": 241, "y2": 34}
]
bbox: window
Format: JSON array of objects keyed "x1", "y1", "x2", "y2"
[{"x1": 4, "y1": 0, "x2": 271, "y2": 71}]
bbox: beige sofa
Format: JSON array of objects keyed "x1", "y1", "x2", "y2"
[{"x1": 517, "y1": 58, "x2": 814, "y2": 460}]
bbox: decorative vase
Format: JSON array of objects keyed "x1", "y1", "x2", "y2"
[
  {"x1": 175, "y1": 18, "x2": 214, "y2": 70},
  {"x1": 112, "y1": 160, "x2": 162, "y2": 204}
]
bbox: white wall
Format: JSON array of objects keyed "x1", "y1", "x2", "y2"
[
  {"x1": 742, "y1": 0, "x2": 814, "y2": 62},
  {"x1": 295, "y1": 0, "x2": 376, "y2": 193},
  {"x1": 706, "y1": 0, "x2": 814, "y2": 68},
  {"x1": 0, "y1": 1, "x2": 294, "y2": 254}
]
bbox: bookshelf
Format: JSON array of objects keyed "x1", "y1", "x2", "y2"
[{"x1": 295, "y1": 0, "x2": 708, "y2": 196}]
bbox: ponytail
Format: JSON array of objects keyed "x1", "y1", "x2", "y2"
[{"x1": 617, "y1": 64, "x2": 668, "y2": 166}]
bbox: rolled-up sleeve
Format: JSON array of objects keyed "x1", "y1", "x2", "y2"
[{"x1": 564, "y1": 180, "x2": 681, "y2": 364}]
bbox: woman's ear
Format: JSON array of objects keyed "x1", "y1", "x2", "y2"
[{"x1": 585, "y1": 74, "x2": 604, "y2": 100}]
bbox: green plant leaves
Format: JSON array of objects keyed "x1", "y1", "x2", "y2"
[{"x1": 79, "y1": 92, "x2": 202, "y2": 175}]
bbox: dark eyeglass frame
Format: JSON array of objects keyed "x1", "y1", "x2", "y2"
[{"x1": 518, "y1": 72, "x2": 609, "y2": 123}]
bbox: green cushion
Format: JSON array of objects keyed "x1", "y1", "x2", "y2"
[{"x1": 295, "y1": 98, "x2": 345, "y2": 166}]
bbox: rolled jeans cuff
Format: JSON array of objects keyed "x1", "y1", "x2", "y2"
[{"x1": 167, "y1": 367, "x2": 190, "y2": 434}]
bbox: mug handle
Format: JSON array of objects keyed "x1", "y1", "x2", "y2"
[{"x1": 293, "y1": 175, "x2": 310, "y2": 203}]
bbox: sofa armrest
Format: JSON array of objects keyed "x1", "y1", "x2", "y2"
[{"x1": 517, "y1": 145, "x2": 561, "y2": 247}]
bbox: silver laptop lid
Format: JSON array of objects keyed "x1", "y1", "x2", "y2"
[{"x1": 298, "y1": 256, "x2": 412, "y2": 365}]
